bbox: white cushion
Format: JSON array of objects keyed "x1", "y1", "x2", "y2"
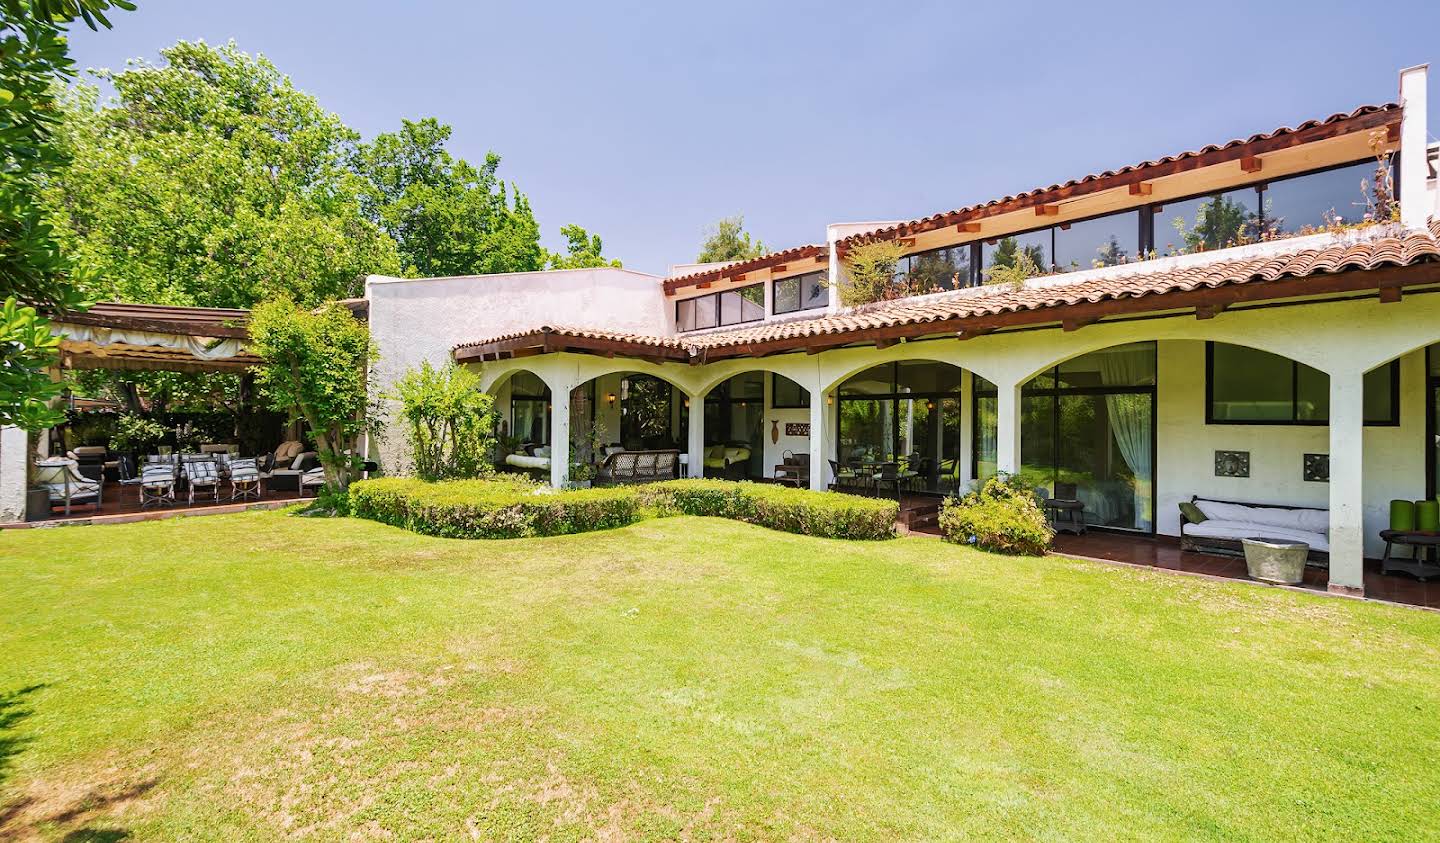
[
  {"x1": 1183, "y1": 519, "x2": 1328, "y2": 552},
  {"x1": 291, "y1": 452, "x2": 315, "y2": 470},
  {"x1": 533, "y1": 446, "x2": 551, "y2": 458},
  {"x1": 1193, "y1": 499, "x2": 1327, "y2": 534},
  {"x1": 505, "y1": 454, "x2": 550, "y2": 470}
]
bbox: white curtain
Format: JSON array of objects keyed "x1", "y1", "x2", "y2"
[{"x1": 1098, "y1": 348, "x2": 1154, "y2": 531}]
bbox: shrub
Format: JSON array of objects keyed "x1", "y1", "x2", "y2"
[
  {"x1": 389, "y1": 361, "x2": 497, "y2": 480},
  {"x1": 640, "y1": 479, "x2": 897, "y2": 540},
  {"x1": 349, "y1": 476, "x2": 639, "y2": 539},
  {"x1": 939, "y1": 474, "x2": 1053, "y2": 556}
]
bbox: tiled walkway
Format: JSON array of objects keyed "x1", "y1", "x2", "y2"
[{"x1": 1052, "y1": 531, "x2": 1440, "y2": 610}]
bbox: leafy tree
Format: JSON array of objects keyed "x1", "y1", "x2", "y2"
[
  {"x1": 697, "y1": 216, "x2": 767, "y2": 263},
  {"x1": 390, "y1": 361, "x2": 496, "y2": 480},
  {"x1": 838, "y1": 239, "x2": 906, "y2": 307},
  {"x1": 1094, "y1": 235, "x2": 1127, "y2": 268},
  {"x1": 45, "y1": 40, "x2": 401, "y2": 309},
  {"x1": 248, "y1": 297, "x2": 377, "y2": 492},
  {"x1": 1, "y1": 0, "x2": 132, "y2": 430},
  {"x1": 982, "y1": 245, "x2": 1044, "y2": 289},
  {"x1": 352, "y1": 117, "x2": 543, "y2": 277},
  {"x1": 545, "y1": 224, "x2": 621, "y2": 269},
  {"x1": 0, "y1": 298, "x2": 65, "y2": 430},
  {"x1": 988, "y1": 236, "x2": 1046, "y2": 272},
  {"x1": 1171, "y1": 196, "x2": 1257, "y2": 253}
]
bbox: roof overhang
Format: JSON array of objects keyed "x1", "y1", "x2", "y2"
[
  {"x1": 48, "y1": 302, "x2": 258, "y2": 373},
  {"x1": 662, "y1": 244, "x2": 829, "y2": 296},
  {"x1": 838, "y1": 104, "x2": 1403, "y2": 251},
  {"x1": 454, "y1": 258, "x2": 1440, "y2": 366}
]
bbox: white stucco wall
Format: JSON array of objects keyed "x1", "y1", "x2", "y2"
[
  {"x1": 1154, "y1": 341, "x2": 1425, "y2": 558},
  {"x1": 0, "y1": 425, "x2": 28, "y2": 522},
  {"x1": 366, "y1": 267, "x2": 671, "y2": 472}
]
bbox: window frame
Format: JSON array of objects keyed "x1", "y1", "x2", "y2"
[
  {"x1": 772, "y1": 271, "x2": 829, "y2": 315},
  {"x1": 771, "y1": 373, "x2": 811, "y2": 408},
  {"x1": 1204, "y1": 342, "x2": 1400, "y2": 427},
  {"x1": 674, "y1": 282, "x2": 766, "y2": 332}
]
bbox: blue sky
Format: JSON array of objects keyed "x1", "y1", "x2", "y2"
[{"x1": 67, "y1": 0, "x2": 1440, "y2": 276}]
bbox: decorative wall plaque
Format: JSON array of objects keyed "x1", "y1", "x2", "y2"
[
  {"x1": 785, "y1": 422, "x2": 811, "y2": 437},
  {"x1": 1303, "y1": 453, "x2": 1329, "y2": 482},
  {"x1": 1214, "y1": 450, "x2": 1250, "y2": 478}
]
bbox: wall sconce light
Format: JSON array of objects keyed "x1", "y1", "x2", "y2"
[
  {"x1": 682, "y1": 397, "x2": 690, "y2": 409},
  {"x1": 826, "y1": 394, "x2": 834, "y2": 405},
  {"x1": 606, "y1": 392, "x2": 617, "y2": 408},
  {"x1": 926, "y1": 400, "x2": 935, "y2": 410}
]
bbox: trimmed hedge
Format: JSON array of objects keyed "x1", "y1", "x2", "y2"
[
  {"x1": 349, "y1": 476, "x2": 640, "y2": 539},
  {"x1": 350, "y1": 477, "x2": 900, "y2": 541},
  {"x1": 640, "y1": 479, "x2": 897, "y2": 540}
]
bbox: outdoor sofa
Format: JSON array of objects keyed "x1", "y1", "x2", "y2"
[
  {"x1": 1179, "y1": 496, "x2": 1330, "y2": 564},
  {"x1": 596, "y1": 449, "x2": 680, "y2": 484}
]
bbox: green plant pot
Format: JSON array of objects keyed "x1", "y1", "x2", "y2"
[
  {"x1": 1390, "y1": 499, "x2": 1417, "y2": 532},
  {"x1": 1417, "y1": 499, "x2": 1440, "y2": 532}
]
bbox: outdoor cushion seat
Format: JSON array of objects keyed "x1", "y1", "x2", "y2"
[
  {"x1": 34, "y1": 458, "x2": 102, "y2": 515},
  {"x1": 504, "y1": 453, "x2": 551, "y2": 470},
  {"x1": 1180, "y1": 497, "x2": 1329, "y2": 559}
]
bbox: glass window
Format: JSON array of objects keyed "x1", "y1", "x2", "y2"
[
  {"x1": 509, "y1": 370, "x2": 548, "y2": 397},
  {"x1": 1053, "y1": 211, "x2": 1138, "y2": 272},
  {"x1": 1156, "y1": 188, "x2": 1261, "y2": 255},
  {"x1": 1208, "y1": 342, "x2": 1396, "y2": 425},
  {"x1": 676, "y1": 295, "x2": 719, "y2": 332},
  {"x1": 903, "y1": 246, "x2": 971, "y2": 292},
  {"x1": 896, "y1": 360, "x2": 963, "y2": 394},
  {"x1": 1263, "y1": 160, "x2": 1377, "y2": 236},
  {"x1": 719, "y1": 284, "x2": 764, "y2": 325},
  {"x1": 512, "y1": 399, "x2": 549, "y2": 444},
  {"x1": 774, "y1": 272, "x2": 828, "y2": 315},
  {"x1": 1209, "y1": 343, "x2": 1294, "y2": 421},
  {"x1": 1057, "y1": 342, "x2": 1156, "y2": 389},
  {"x1": 772, "y1": 374, "x2": 810, "y2": 408},
  {"x1": 982, "y1": 229, "x2": 1052, "y2": 278},
  {"x1": 839, "y1": 363, "x2": 896, "y2": 396}
]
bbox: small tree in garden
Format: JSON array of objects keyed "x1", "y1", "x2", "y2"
[
  {"x1": 836, "y1": 239, "x2": 907, "y2": 307},
  {"x1": 0, "y1": 298, "x2": 65, "y2": 431},
  {"x1": 248, "y1": 297, "x2": 376, "y2": 493},
  {"x1": 390, "y1": 361, "x2": 496, "y2": 480}
]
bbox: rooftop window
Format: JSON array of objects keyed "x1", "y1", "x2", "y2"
[{"x1": 676, "y1": 283, "x2": 764, "y2": 332}]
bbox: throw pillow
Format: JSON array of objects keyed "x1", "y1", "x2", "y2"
[{"x1": 1178, "y1": 501, "x2": 1208, "y2": 523}]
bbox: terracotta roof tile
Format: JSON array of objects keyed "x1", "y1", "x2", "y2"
[
  {"x1": 663, "y1": 243, "x2": 828, "y2": 293},
  {"x1": 455, "y1": 224, "x2": 1440, "y2": 362},
  {"x1": 838, "y1": 103, "x2": 1402, "y2": 247}
]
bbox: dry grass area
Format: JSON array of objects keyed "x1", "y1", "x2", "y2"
[{"x1": 2, "y1": 510, "x2": 1438, "y2": 840}]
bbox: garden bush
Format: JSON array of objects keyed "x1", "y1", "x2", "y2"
[
  {"x1": 640, "y1": 479, "x2": 897, "y2": 540},
  {"x1": 350, "y1": 476, "x2": 640, "y2": 539},
  {"x1": 938, "y1": 474, "x2": 1053, "y2": 555}
]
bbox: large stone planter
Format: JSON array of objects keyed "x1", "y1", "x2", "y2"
[{"x1": 1241, "y1": 537, "x2": 1309, "y2": 585}]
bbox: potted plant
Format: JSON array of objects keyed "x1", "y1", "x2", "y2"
[{"x1": 568, "y1": 460, "x2": 596, "y2": 489}]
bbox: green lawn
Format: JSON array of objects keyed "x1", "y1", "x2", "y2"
[{"x1": 2, "y1": 512, "x2": 1437, "y2": 841}]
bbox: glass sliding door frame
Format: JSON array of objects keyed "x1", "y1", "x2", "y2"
[{"x1": 972, "y1": 360, "x2": 1158, "y2": 536}]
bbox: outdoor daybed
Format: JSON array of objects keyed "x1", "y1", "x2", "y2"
[
  {"x1": 1179, "y1": 496, "x2": 1329, "y2": 563},
  {"x1": 504, "y1": 446, "x2": 551, "y2": 473}
]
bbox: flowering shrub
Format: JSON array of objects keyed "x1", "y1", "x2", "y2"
[
  {"x1": 938, "y1": 474, "x2": 1053, "y2": 556},
  {"x1": 640, "y1": 479, "x2": 897, "y2": 540},
  {"x1": 350, "y1": 476, "x2": 639, "y2": 539}
]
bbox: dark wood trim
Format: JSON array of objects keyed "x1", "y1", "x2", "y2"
[
  {"x1": 662, "y1": 245, "x2": 827, "y2": 294},
  {"x1": 56, "y1": 312, "x2": 250, "y2": 339},
  {"x1": 841, "y1": 107, "x2": 1400, "y2": 245}
]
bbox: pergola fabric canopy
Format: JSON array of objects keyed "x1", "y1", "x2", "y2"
[{"x1": 49, "y1": 302, "x2": 258, "y2": 373}]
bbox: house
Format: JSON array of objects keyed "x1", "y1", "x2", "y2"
[
  {"x1": 363, "y1": 64, "x2": 1440, "y2": 599},
  {"x1": 4, "y1": 65, "x2": 1439, "y2": 603}
]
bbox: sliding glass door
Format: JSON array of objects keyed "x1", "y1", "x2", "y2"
[
  {"x1": 837, "y1": 361, "x2": 963, "y2": 495},
  {"x1": 974, "y1": 342, "x2": 1156, "y2": 532}
]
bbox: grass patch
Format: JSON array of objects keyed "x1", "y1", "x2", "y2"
[{"x1": 1, "y1": 512, "x2": 1438, "y2": 839}]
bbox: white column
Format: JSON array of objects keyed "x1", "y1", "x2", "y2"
[
  {"x1": 958, "y1": 371, "x2": 974, "y2": 490},
  {"x1": 995, "y1": 379, "x2": 1023, "y2": 476},
  {"x1": 1327, "y1": 368, "x2": 1366, "y2": 596},
  {"x1": 0, "y1": 425, "x2": 30, "y2": 523},
  {"x1": 549, "y1": 385, "x2": 571, "y2": 488},
  {"x1": 808, "y1": 387, "x2": 828, "y2": 491},
  {"x1": 687, "y1": 393, "x2": 705, "y2": 479}
]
